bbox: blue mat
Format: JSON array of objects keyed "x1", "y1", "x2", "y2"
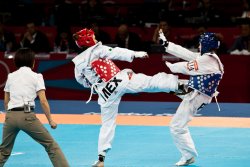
[
  {"x1": 0, "y1": 100, "x2": 250, "y2": 117},
  {"x1": 1, "y1": 124, "x2": 250, "y2": 167}
]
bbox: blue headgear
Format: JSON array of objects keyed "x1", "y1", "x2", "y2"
[{"x1": 199, "y1": 32, "x2": 220, "y2": 55}]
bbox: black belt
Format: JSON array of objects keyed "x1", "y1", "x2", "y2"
[{"x1": 8, "y1": 107, "x2": 34, "y2": 111}]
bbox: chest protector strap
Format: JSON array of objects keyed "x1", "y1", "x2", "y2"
[{"x1": 91, "y1": 58, "x2": 121, "y2": 82}]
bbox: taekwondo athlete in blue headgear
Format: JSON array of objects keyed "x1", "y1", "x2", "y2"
[{"x1": 158, "y1": 29, "x2": 224, "y2": 166}]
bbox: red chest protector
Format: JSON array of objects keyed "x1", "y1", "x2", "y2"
[{"x1": 91, "y1": 58, "x2": 121, "y2": 82}]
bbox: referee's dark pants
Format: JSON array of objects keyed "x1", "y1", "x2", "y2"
[{"x1": 0, "y1": 111, "x2": 69, "y2": 167}]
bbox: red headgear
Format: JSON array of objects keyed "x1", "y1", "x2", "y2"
[{"x1": 73, "y1": 28, "x2": 96, "y2": 47}]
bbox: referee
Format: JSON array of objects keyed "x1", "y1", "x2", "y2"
[{"x1": 0, "y1": 48, "x2": 69, "y2": 167}]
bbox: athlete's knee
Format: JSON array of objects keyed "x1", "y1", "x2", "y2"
[
  {"x1": 156, "y1": 72, "x2": 176, "y2": 80},
  {"x1": 170, "y1": 121, "x2": 177, "y2": 133},
  {"x1": 153, "y1": 72, "x2": 178, "y2": 90},
  {"x1": 150, "y1": 73, "x2": 167, "y2": 87},
  {"x1": 170, "y1": 121, "x2": 186, "y2": 134},
  {"x1": 153, "y1": 72, "x2": 167, "y2": 80}
]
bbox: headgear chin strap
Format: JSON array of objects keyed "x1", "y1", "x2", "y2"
[
  {"x1": 73, "y1": 28, "x2": 96, "y2": 47},
  {"x1": 199, "y1": 32, "x2": 220, "y2": 55}
]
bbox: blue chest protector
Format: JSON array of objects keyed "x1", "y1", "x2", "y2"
[{"x1": 188, "y1": 73, "x2": 222, "y2": 97}]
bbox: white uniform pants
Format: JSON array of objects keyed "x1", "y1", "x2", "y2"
[
  {"x1": 170, "y1": 90, "x2": 211, "y2": 161},
  {"x1": 98, "y1": 72, "x2": 178, "y2": 155}
]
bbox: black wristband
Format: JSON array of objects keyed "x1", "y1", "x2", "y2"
[
  {"x1": 159, "y1": 39, "x2": 169, "y2": 47},
  {"x1": 163, "y1": 41, "x2": 169, "y2": 47}
]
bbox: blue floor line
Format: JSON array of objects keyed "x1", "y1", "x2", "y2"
[{"x1": 1, "y1": 100, "x2": 249, "y2": 117}]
